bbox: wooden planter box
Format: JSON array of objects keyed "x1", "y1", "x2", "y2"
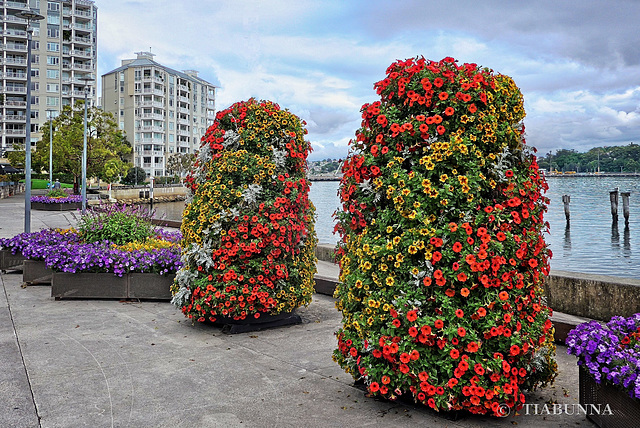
[
  {"x1": 31, "y1": 201, "x2": 81, "y2": 211},
  {"x1": 579, "y1": 365, "x2": 640, "y2": 428},
  {"x1": 23, "y1": 259, "x2": 53, "y2": 285},
  {"x1": 52, "y1": 272, "x2": 175, "y2": 300},
  {"x1": 0, "y1": 249, "x2": 25, "y2": 271}
]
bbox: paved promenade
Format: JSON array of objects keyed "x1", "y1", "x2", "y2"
[{"x1": 0, "y1": 194, "x2": 595, "y2": 427}]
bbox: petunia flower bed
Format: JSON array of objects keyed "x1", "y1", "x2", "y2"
[
  {"x1": 567, "y1": 313, "x2": 640, "y2": 400},
  {"x1": 0, "y1": 206, "x2": 182, "y2": 276},
  {"x1": 31, "y1": 189, "x2": 81, "y2": 204},
  {"x1": 171, "y1": 99, "x2": 317, "y2": 324},
  {"x1": 333, "y1": 57, "x2": 556, "y2": 417}
]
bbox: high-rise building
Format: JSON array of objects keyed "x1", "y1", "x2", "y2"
[
  {"x1": 101, "y1": 51, "x2": 217, "y2": 177},
  {"x1": 0, "y1": 0, "x2": 98, "y2": 157}
]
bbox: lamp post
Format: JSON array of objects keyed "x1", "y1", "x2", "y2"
[
  {"x1": 79, "y1": 75, "x2": 93, "y2": 214},
  {"x1": 15, "y1": 9, "x2": 44, "y2": 233},
  {"x1": 46, "y1": 109, "x2": 56, "y2": 189}
]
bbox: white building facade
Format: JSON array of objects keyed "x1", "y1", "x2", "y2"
[
  {"x1": 101, "y1": 52, "x2": 217, "y2": 177},
  {"x1": 1, "y1": 0, "x2": 97, "y2": 157}
]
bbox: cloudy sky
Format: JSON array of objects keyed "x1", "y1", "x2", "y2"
[{"x1": 97, "y1": 0, "x2": 640, "y2": 160}]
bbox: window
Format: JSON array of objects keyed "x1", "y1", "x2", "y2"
[
  {"x1": 31, "y1": 82, "x2": 39, "y2": 91},
  {"x1": 169, "y1": 134, "x2": 174, "y2": 143},
  {"x1": 47, "y1": 15, "x2": 60, "y2": 25},
  {"x1": 46, "y1": 84, "x2": 59, "y2": 92},
  {"x1": 120, "y1": 97, "x2": 124, "y2": 106},
  {"x1": 31, "y1": 96, "x2": 40, "y2": 105},
  {"x1": 120, "y1": 110, "x2": 124, "y2": 116},
  {"x1": 46, "y1": 56, "x2": 59, "y2": 65},
  {"x1": 31, "y1": 41, "x2": 40, "y2": 50},
  {"x1": 47, "y1": 1, "x2": 60, "y2": 11},
  {"x1": 169, "y1": 122, "x2": 174, "y2": 130},
  {"x1": 46, "y1": 69, "x2": 59, "y2": 79},
  {"x1": 31, "y1": 69, "x2": 40, "y2": 77},
  {"x1": 46, "y1": 97, "x2": 59, "y2": 106},
  {"x1": 31, "y1": 54, "x2": 40, "y2": 64},
  {"x1": 120, "y1": 122, "x2": 125, "y2": 130},
  {"x1": 47, "y1": 42, "x2": 60, "y2": 52},
  {"x1": 47, "y1": 26, "x2": 60, "y2": 38},
  {"x1": 134, "y1": 70, "x2": 141, "y2": 81}
]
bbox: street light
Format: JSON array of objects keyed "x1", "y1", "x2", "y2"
[
  {"x1": 46, "y1": 109, "x2": 56, "y2": 189},
  {"x1": 15, "y1": 9, "x2": 44, "y2": 233},
  {"x1": 79, "y1": 75, "x2": 93, "y2": 214}
]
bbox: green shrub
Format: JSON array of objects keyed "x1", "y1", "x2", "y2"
[{"x1": 77, "y1": 204, "x2": 156, "y2": 245}]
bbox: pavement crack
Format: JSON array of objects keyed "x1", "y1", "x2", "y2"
[{"x1": 1, "y1": 274, "x2": 43, "y2": 428}]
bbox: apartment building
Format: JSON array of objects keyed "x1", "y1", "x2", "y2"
[
  {"x1": 0, "y1": 0, "x2": 97, "y2": 157},
  {"x1": 101, "y1": 52, "x2": 217, "y2": 177}
]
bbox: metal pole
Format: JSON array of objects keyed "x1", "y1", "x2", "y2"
[
  {"x1": 82, "y1": 90, "x2": 88, "y2": 214},
  {"x1": 49, "y1": 112, "x2": 53, "y2": 188},
  {"x1": 24, "y1": 24, "x2": 33, "y2": 232}
]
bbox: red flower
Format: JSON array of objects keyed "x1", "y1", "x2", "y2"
[
  {"x1": 452, "y1": 242, "x2": 463, "y2": 252},
  {"x1": 457, "y1": 327, "x2": 466, "y2": 337},
  {"x1": 407, "y1": 310, "x2": 418, "y2": 322},
  {"x1": 455, "y1": 309, "x2": 464, "y2": 318},
  {"x1": 370, "y1": 382, "x2": 380, "y2": 392},
  {"x1": 510, "y1": 345, "x2": 520, "y2": 356}
]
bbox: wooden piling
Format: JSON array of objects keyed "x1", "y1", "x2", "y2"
[
  {"x1": 621, "y1": 192, "x2": 630, "y2": 225},
  {"x1": 610, "y1": 188, "x2": 619, "y2": 223},
  {"x1": 562, "y1": 195, "x2": 570, "y2": 222}
]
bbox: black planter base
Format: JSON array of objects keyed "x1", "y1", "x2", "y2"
[{"x1": 210, "y1": 311, "x2": 302, "y2": 334}]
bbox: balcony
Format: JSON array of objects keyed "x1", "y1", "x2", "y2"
[
  {"x1": 73, "y1": 9, "x2": 92, "y2": 18},
  {"x1": 4, "y1": 72, "x2": 27, "y2": 80},
  {"x1": 3, "y1": 57, "x2": 27, "y2": 66},
  {"x1": 141, "y1": 88, "x2": 165, "y2": 96},
  {"x1": 4, "y1": 129, "x2": 26, "y2": 136},
  {"x1": 70, "y1": 49, "x2": 92, "y2": 58},
  {"x1": 4, "y1": 1, "x2": 29, "y2": 9},
  {"x1": 2, "y1": 114, "x2": 26, "y2": 122},
  {"x1": 72, "y1": 23, "x2": 93, "y2": 32},
  {"x1": 72, "y1": 36, "x2": 91, "y2": 45},
  {"x1": 1, "y1": 29, "x2": 27, "y2": 38},
  {"x1": 70, "y1": 63, "x2": 93, "y2": 71},
  {"x1": 138, "y1": 100, "x2": 164, "y2": 108},
  {"x1": 137, "y1": 126, "x2": 165, "y2": 133},
  {"x1": 4, "y1": 100, "x2": 27, "y2": 108},
  {"x1": 3, "y1": 86, "x2": 27, "y2": 94},
  {"x1": 138, "y1": 137, "x2": 164, "y2": 144},
  {"x1": 2, "y1": 15, "x2": 27, "y2": 24},
  {"x1": 139, "y1": 113, "x2": 164, "y2": 120},
  {"x1": 3, "y1": 43, "x2": 27, "y2": 52}
]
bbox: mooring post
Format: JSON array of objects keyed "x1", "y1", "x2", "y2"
[
  {"x1": 562, "y1": 195, "x2": 570, "y2": 222},
  {"x1": 610, "y1": 187, "x2": 619, "y2": 223},
  {"x1": 621, "y1": 191, "x2": 630, "y2": 225}
]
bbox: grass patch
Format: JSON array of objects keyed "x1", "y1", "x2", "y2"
[{"x1": 20, "y1": 179, "x2": 73, "y2": 189}]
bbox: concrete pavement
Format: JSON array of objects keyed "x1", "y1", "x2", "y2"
[{"x1": 0, "y1": 193, "x2": 595, "y2": 427}]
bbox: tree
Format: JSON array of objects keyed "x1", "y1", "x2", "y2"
[
  {"x1": 166, "y1": 152, "x2": 195, "y2": 176},
  {"x1": 14, "y1": 101, "x2": 132, "y2": 191},
  {"x1": 122, "y1": 167, "x2": 147, "y2": 185}
]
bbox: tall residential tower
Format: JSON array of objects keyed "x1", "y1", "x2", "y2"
[
  {"x1": 1, "y1": 0, "x2": 97, "y2": 157},
  {"x1": 102, "y1": 52, "x2": 217, "y2": 177}
]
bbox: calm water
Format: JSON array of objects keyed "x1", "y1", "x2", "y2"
[{"x1": 153, "y1": 177, "x2": 640, "y2": 278}]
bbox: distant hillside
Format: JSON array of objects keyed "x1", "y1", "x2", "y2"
[{"x1": 538, "y1": 143, "x2": 640, "y2": 173}]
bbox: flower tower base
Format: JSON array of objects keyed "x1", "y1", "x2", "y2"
[{"x1": 210, "y1": 311, "x2": 302, "y2": 334}]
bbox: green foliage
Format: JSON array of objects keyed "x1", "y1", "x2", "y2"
[
  {"x1": 29, "y1": 101, "x2": 132, "y2": 185},
  {"x1": 154, "y1": 175, "x2": 181, "y2": 185},
  {"x1": 122, "y1": 167, "x2": 147, "y2": 185},
  {"x1": 166, "y1": 153, "x2": 195, "y2": 176},
  {"x1": 538, "y1": 143, "x2": 640, "y2": 172},
  {"x1": 77, "y1": 204, "x2": 156, "y2": 245},
  {"x1": 46, "y1": 188, "x2": 68, "y2": 198}
]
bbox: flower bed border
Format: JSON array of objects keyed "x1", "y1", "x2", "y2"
[
  {"x1": 0, "y1": 249, "x2": 25, "y2": 271},
  {"x1": 52, "y1": 272, "x2": 175, "y2": 300},
  {"x1": 579, "y1": 365, "x2": 640, "y2": 428},
  {"x1": 23, "y1": 259, "x2": 53, "y2": 285},
  {"x1": 31, "y1": 201, "x2": 81, "y2": 211}
]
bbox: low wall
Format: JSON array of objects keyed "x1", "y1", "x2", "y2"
[
  {"x1": 0, "y1": 182, "x2": 25, "y2": 199},
  {"x1": 99, "y1": 185, "x2": 187, "y2": 204},
  {"x1": 546, "y1": 270, "x2": 640, "y2": 321}
]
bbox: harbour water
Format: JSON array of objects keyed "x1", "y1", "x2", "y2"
[{"x1": 153, "y1": 176, "x2": 640, "y2": 278}]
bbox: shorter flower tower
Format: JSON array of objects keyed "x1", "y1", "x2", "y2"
[
  {"x1": 171, "y1": 99, "x2": 317, "y2": 332},
  {"x1": 333, "y1": 57, "x2": 557, "y2": 416}
]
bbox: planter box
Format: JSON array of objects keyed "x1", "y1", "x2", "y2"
[
  {"x1": 579, "y1": 365, "x2": 640, "y2": 428},
  {"x1": 23, "y1": 259, "x2": 53, "y2": 285},
  {"x1": 52, "y1": 272, "x2": 175, "y2": 300},
  {"x1": 31, "y1": 201, "x2": 81, "y2": 211},
  {"x1": 129, "y1": 273, "x2": 173, "y2": 300},
  {"x1": 0, "y1": 249, "x2": 25, "y2": 271}
]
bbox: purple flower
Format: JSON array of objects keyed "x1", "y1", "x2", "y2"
[{"x1": 567, "y1": 313, "x2": 640, "y2": 400}]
